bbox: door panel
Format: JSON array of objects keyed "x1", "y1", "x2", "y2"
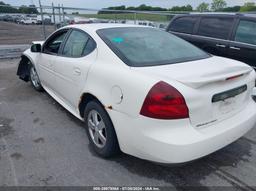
[
  {"x1": 38, "y1": 29, "x2": 70, "y2": 91},
  {"x1": 193, "y1": 16, "x2": 234, "y2": 57},
  {"x1": 54, "y1": 53, "x2": 97, "y2": 108},
  {"x1": 228, "y1": 42, "x2": 256, "y2": 68},
  {"x1": 188, "y1": 35, "x2": 229, "y2": 57},
  {"x1": 37, "y1": 54, "x2": 56, "y2": 90},
  {"x1": 54, "y1": 30, "x2": 97, "y2": 108}
]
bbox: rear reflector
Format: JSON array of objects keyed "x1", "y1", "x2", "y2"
[{"x1": 140, "y1": 81, "x2": 189, "y2": 120}]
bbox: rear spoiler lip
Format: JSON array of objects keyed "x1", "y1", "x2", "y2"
[{"x1": 177, "y1": 68, "x2": 253, "y2": 89}]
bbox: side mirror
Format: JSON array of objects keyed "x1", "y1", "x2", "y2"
[{"x1": 31, "y1": 44, "x2": 41, "y2": 53}]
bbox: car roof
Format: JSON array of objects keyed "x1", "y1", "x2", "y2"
[
  {"x1": 241, "y1": 13, "x2": 256, "y2": 18},
  {"x1": 176, "y1": 12, "x2": 256, "y2": 18},
  {"x1": 63, "y1": 23, "x2": 148, "y2": 33}
]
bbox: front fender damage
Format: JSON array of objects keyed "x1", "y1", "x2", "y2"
[{"x1": 17, "y1": 55, "x2": 31, "y2": 82}]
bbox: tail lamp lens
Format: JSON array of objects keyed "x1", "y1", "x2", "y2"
[{"x1": 140, "y1": 81, "x2": 189, "y2": 120}]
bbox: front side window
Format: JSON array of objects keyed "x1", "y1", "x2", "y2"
[
  {"x1": 44, "y1": 30, "x2": 68, "y2": 54},
  {"x1": 62, "y1": 30, "x2": 90, "y2": 57},
  {"x1": 235, "y1": 20, "x2": 256, "y2": 45},
  {"x1": 197, "y1": 17, "x2": 234, "y2": 40},
  {"x1": 97, "y1": 27, "x2": 209, "y2": 67},
  {"x1": 169, "y1": 17, "x2": 197, "y2": 34}
]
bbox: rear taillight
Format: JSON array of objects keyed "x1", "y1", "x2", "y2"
[{"x1": 140, "y1": 81, "x2": 189, "y2": 120}]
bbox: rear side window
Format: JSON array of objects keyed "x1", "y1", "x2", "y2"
[
  {"x1": 83, "y1": 38, "x2": 96, "y2": 55},
  {"x1": 235, "y1": 20, "x2": 256, "y2": 45},
  {"x1": 197, "y1": 17, "x2": 234, "y2": 40},
  {"x1": 62, "y1": 30, "x2": 96, "y2": 57},
  {"x1": 169, "y1": 17, "x2": 197, "y2": 34}
]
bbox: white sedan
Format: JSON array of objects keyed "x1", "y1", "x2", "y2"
[{"x1": 17, "y1": 24, "x2": 256, "y2": 164}]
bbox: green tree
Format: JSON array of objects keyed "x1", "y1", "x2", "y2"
[
  {"x1": 240, "y1": 2, "x2": 256, "y2": 12},
  {"x1": 196, "y1": 2, "x2": 210, "y2": 12},
  {"x1": 222, "y1": 6, "x2": 241, "y2": 12},
  {"x1": 185, "y1": 5, "x2": 193, "y2": 11},
  {"x1": 0, "y1": 1, "x2": 20, "y2": 13},
  {"x1": 19, "y1": 5, "x2": 38, "y2": 14},
  {"x1": 211, "y1": 0, "x2": 227, "y2": 11},
  {"x1": 108, "y1": 5, "x2": 126, "y2": 10},
  {"x1": 170, "y1": 5, "x2": 193, "y2": 12},
  {"x1": 137, "y1": 4, "x2": 150, "y2": 11},
  {"x1": 72, "y1": 12, "x2": 79, "y2": 15},
  {"x1": 126, "y1": 6, "x2": 136, "y2": 10},
  {"x1": 98, "y1": 4, "x2": 168, "y2": 14}
]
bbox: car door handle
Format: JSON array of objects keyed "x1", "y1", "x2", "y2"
[
  {"x1": 73, "y1": 68, "x2": 81, "y2": 76},
  {"x1": 216, "y1": 44, "x2": 226, "y2": 48},
  {"x1": 230, "y1": 46, "x2": 241, "y2": 50}
]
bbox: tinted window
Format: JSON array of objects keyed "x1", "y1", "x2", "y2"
[
  {"x1": 235, "y1": 20, "x2": 256, "y2": 45},
  {"x1": 169, "y1": 17, "x2": 197, "y2": 34},
  {"x1": 44, "y1": 31, "x2": 68, "y2": 54},
  {"x1": 83, "y1": 38, "x2": 96, "y2": 56},
  {"x1": 198, "y1": 17, "x2": 234, "y2": 40},
  {"x1": 97, "y1": 27, "x2": 209, "y2": 67},
  {"x1": 63, "y1": 30, "x2": 89, "y2": 57}
]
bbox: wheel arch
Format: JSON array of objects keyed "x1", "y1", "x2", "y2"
[
  {"x1": 17, "y1": 54, "x2": 34, "y2": 82},
  {"x1": 79, "y1": 92, "x2": 121, "y2": 153},
  {"x1": 78, "y1": 92, "x2": 110, "y2": 119}
]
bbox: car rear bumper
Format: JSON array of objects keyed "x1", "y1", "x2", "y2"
[{"x1": 110, "y1": 99, "x2": 256, "y2": 164}]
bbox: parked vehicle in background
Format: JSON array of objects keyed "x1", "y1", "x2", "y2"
[
  {"x1": 19, "y1": 17, "x2": 37, "y2": 25},
  {"x1": 1, "y1": 15, "x2": 15, "y2": 22},
  {"x1": 159, "y1": 23, "x2": 168, "y2": 30},
  {"x1": 0, "y1": 14, "x2": 41, "y2": 24},
  {"x1": 0, "y1": 15, "x2": 5, "y2": 21},
  {"x1": 167, "y1": 13, "x2": 256, "y2": 69},
  {"x1": 36, "y1": 15, "x2": 52, "y2": 25},
  {"x1": 69, "y1": 17, "x2": 93, "y2": 24},
  {"x1": 138, "y1": 20, "x2": 157, "y2": 27},
  {"x1": 53, "y1": 15, "x2": 71, "y2": 25}
]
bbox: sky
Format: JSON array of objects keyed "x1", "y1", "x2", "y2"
[{"x1": 2, "y1": 0, "x2": 253, "y2": 9}]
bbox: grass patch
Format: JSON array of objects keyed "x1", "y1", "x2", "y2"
[{"x1": 81, "y1": 13, "x2": 172, "y2": 22}]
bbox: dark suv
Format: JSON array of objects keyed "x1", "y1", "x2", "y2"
[{"x1": 167, "y1": 13, "x2": 256, "y2": 69}]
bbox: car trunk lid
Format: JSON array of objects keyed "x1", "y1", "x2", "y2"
[{"x1": 132, "y1": 56, "x2": 254, "y2": 128}]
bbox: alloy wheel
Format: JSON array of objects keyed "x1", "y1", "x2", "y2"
[{"x1": 87, "y1": 110, "x2": 107, "y2": 148}]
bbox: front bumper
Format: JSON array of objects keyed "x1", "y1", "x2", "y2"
[{"x1": 110, "y1": 99, "x2": 256, "y2": 164}]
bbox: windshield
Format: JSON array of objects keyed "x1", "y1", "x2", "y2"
[{"x1": 97, "y1": 27, "x2": 210, "y2": 67}]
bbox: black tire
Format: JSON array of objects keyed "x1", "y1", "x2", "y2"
[
  {"x1": 84, "y1": 100, "x2": 120, "y2": 158},
  {"x1": 29, "y1": 64, "x2": 43, "y2": 92}
]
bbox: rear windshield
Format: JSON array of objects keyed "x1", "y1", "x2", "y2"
[{"x1": 97, "y1": 27, "x2": 210, "y2": 67}]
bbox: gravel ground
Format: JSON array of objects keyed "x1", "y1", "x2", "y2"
[
  {"x1": 0, "y1": 21, "x2": 55, "y2": 45},
  {"x1": 1, "y1": 59, "x2": 256, "y2": 190},
  {"x1": 0, "y1": 21, "x2": 54, "y2": 59}
]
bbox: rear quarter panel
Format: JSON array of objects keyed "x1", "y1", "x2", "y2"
[{"x1": 81, "y1": 38, "x2": 158, "y2": 118}]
